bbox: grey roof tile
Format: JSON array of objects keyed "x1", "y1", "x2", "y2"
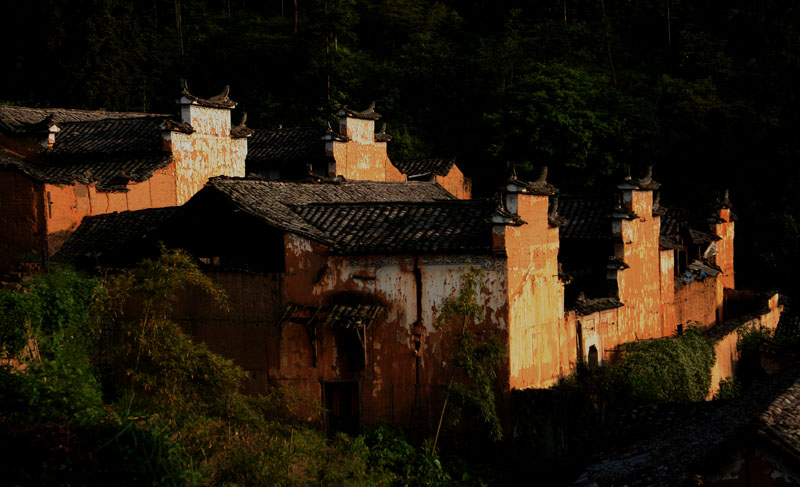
[
  {"x1": 0, "y1": 105, "x2": 162, "y2": 134},
  {"x1": 246, "y1": 127, "x2": 326, "y2": 168},
  {"x1": 392, "y1": 158, "x2": 456, "y2": 178},
  {"x1": 54, "y1": 207, "x2": 178, "y2": 261},
  {"x1": 289, "y1": 200, "x2": 496, "y2": 253}
]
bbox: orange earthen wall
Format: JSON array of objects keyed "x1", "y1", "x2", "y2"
[
  {"x1": 503, "y1": 193, "x2": 574, "y2": 389},
  {"x1": 279, "y1": 233, "x2": 510, "y2": 429},
  {"x1": 435, "y1": 165, "x2": 472, "y2": 199},
  {"x1": 707, "y1": 293, "x2": 781, "y2": 397},
  {"x1": 0, "y1": 171, "x2": 45, "y2": 273},
  {"x1": 331, "y1": 117, "x2": 403, "y2": 182},
  {"x1": 42, "y1": 164, "x2": 179, "y2": 254},
  {"x1": 674, "y1": 277, "x2": 722, "y2": 329},
  {"x1": 614, "y1": 190, "x2": 662, "y2": 342},
  {"x1": 715, "y1": 209, "x2": 735, "y2": 289},
  {"x1": 169, "y1": 105, "x2": 247, "y2": 204},
  {"x1": 573, "y1": 308, "x2": 622, "y2": 365},
  {"x1": 659, "y1": 249, "x2": 678, "y2": 336}
]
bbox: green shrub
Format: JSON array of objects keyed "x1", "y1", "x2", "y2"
[
  {"x1": 615, "y1": 329, "x2": 715, "y2": 403},
  {"x1": 714, "y1": 376, "x2": 741, "y2": 400}
]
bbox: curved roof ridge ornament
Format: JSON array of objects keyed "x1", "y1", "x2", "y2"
[{"x1": 178, "y1": 79, "x2": 237, "y2": 109}]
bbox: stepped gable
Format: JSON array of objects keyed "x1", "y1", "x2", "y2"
[
  {"x1": 392, "y1": 158, "x2": 456, "y2": 178},
  {"x1": 289, "y1": 199, "x2": 496, "y2": 254},
  {"x1": 0, "y1": 105, "x2": 161, "y2": 134},
  {"x1": 54, "y1": 207, "x2": 178, "y2": 261}
]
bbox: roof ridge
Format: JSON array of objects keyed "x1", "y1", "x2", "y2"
[{"x1": 290, "y1": 199, "x2": 492, "y2": 208}]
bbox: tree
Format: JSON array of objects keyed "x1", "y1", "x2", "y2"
[{"x1": 432, "y1": 268, "x2": 504, "y2": 452}]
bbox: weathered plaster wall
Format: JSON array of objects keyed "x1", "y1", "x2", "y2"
[
  {"x1": 573, "y1": 308, "x2": 623, "y2": 366},
  {"x1": 279, "y1": 233, "x2": 510, "y2": 429},
  {"x1": 707, "y1": 293, "x2": 781, "y2": 397},
  {"x1": 435, "y1": 165, "x2": 472, "y2": 199},
  {"x1": 659, "y1": 249, "x2": 678, "y2": 336},
  {"x1": 42, "y1": 164, "x2": 178, "y2": 254},
  {"x1": 0, "y1": 171, "x2": 45, "y2": 273},
  {"x1": 714, "y1": 208, "x2": 735, "y2": 289},
  {"x1": 614, "y1": 190, "x2": 662, "y2": 342},
  {"x1": 170, "y1": 105, "x2": 247, "y2": 204},
  {"x1": 330, "y1": 117, "x2": 404, "y2": 182},
  {"x1": 674, "y1": 276, "x2": 723, "y2": 329},
  {"x1": 504, "y1": 192, "x2": 572, "y2": 389}
]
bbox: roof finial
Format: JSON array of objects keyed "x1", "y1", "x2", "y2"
[
  {"x1": 378, "y1": 122, "x2": 387, "y2": 134},
  {"x1": 180, "y1": 78, "x2": 190, "y2": 95},
  {"x1": 537, "y1": 166, "x2": 548, "y2": 183},
  {"x1": 721, "y1": 188, "x2": 732, "y2": 208},
  {"x1": 209, "y1": 85, "x2": 231, "y2": 102},
  {"x1": 641, "y1": 165, "x2": 653, "y2": 184}
]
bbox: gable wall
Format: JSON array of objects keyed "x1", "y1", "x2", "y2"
[
  {"x1": 614, "y1": 190, "x2": 662, "y2": 342},
  {"x1": 330, "y1": 117, "x2": 404, "y2": 182},
  {"x1": 714, "y1": 208, "x2": 735, "y2": 289},
  {"x1": 503, "y1": 193, "x2": 574, "y2": 389},
  {"x1": 168, "y1": 106, "x2": 247, "y2": 204},
  {"x1": 435, "y1": 164, "x2": 472, "y2": 199}
]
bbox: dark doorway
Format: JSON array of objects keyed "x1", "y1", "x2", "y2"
[
  {"x1": 323, "y1": 381, "x2": 360, "y2": 436},
  {"x1": 588, "y1": 345, "x2": 599, "y2": 370}
]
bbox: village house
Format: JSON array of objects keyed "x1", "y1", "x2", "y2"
[
  {"x1": 54, "y1": 163, "x2": 778, "y2": 433},
  {"x1": 245, "y1": 104, "x2": 471, "y2": 198},
  {"x1": 0, "y1": 81, "x2": 252, "y2": 275},
  {"x1": 1, "y1": 84, "x2": 780, "y2": 434},
  {"x1": 0, "y1": 91, "x2": 470, "y2": 281}
]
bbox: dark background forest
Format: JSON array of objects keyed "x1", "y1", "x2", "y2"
[{"x1": 3, "y1": 0, "x2": 800, "y2": 295}]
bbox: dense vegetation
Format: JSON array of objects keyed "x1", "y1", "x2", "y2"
[
  {"x1": 0, "y1": 252, "x2": 478, "y2": 486},
  {"x1": 3, "y1": 0, "x2": 800, "y2": 294},
  {"x1": 512, "y1": 329, "x2": 717, "y2": 481}
]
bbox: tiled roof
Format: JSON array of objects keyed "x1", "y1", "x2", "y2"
[
  {"x1": 289, "y1": 200, "x2": 496, "y2": 253},
  {"x1": 246, "y1": 128, "x2": 325, "y2": 166},
  {"x1": 571, "y1": 296, "x2": 623, "y2": 315},
  {"x1": 578, "y1": 365, "x2": 800, "y2": 487},
  {"x1": 0, "y1": 148, "x2": 171, "y2": 192},
  {"x1": 29, "y1": 154, "x2": 172, "y2": 191},
  {"x1": 51, "y1": 117, "x2": 169, "y2": 155},
  {"x1": 0, "y1": 113, "x2": 178, "y2": 191},
  {"x1": 202, "y1": 177, "x2": 457, "y2": 243},
  {"x1": 0, "y1": 105, "x2": 160, "y2": 134},
  {"x1": 760, "y1": 377, "x2": 800, "y2": 459},
  {"x1": 54, "y1": 207, "x2": 178, "y2": 261},
  {"x1": 558, "y1": 199, "x2": 614, "y2": 240},
  {"x1": 392, "y1": 158, "x2": 456, "y2": 178}
]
